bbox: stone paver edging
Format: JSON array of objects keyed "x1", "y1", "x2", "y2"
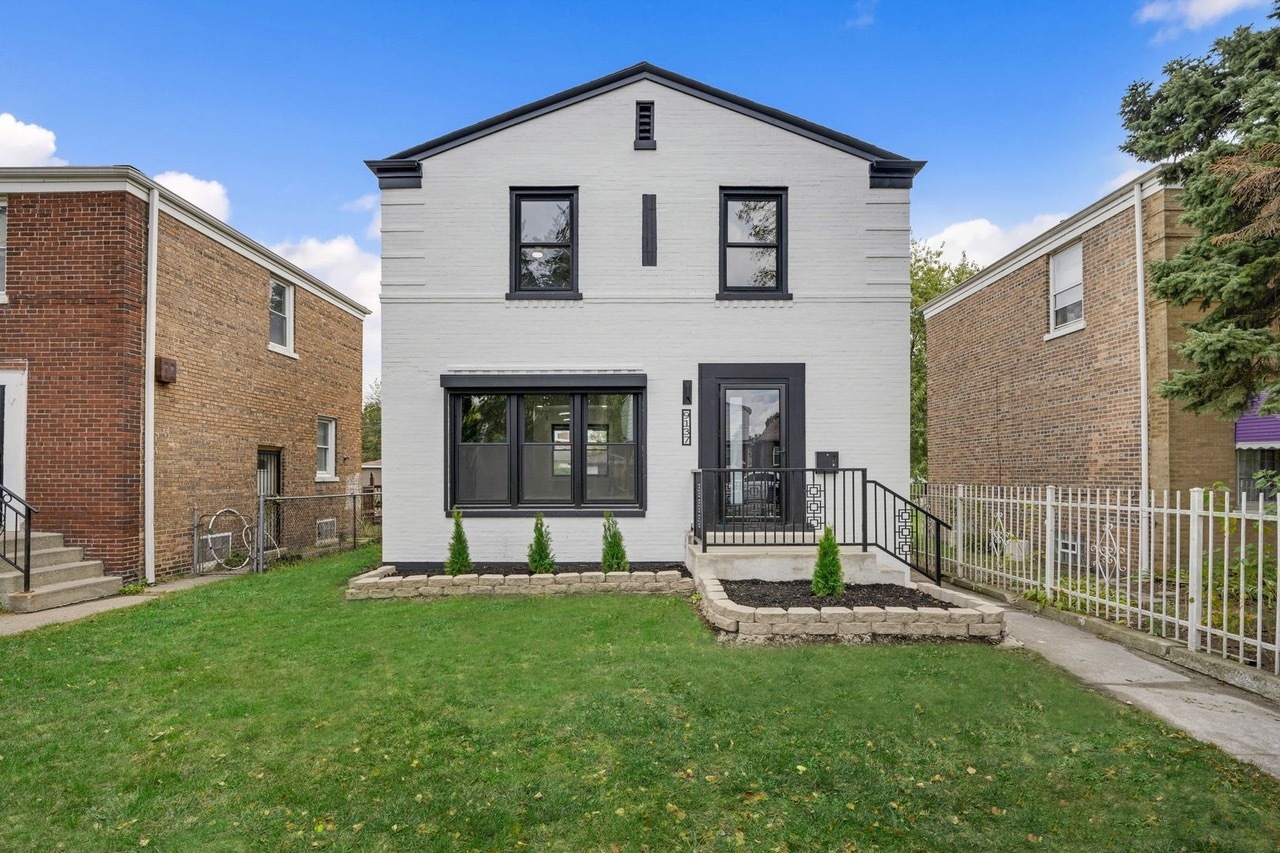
[
  {"x1": 346, "y1": 566, "x2": 696, "y2": 599},
  {"x1": 696, "y1": 574, "x2": 1004, "y2": 642}
]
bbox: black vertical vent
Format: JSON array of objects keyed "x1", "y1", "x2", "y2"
[
  {"x1": 642, "y1": 194, "x2": 657, "y2": 266},
  {"x1": 634, "y1": 101, "x2": 656, "y2": 150}
]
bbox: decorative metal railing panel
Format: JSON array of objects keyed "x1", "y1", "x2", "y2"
[{"x1": 690, "y1": 468, "x2": 949, "y2": 583}]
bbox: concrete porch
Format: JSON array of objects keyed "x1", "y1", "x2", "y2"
[{"x1": 683, "y1": 533, "x2": 909, "y2": 585}]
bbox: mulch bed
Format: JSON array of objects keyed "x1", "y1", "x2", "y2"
[
  {"x1": 720, "y1": 580, "x2": 957, "y2": 610},
  {"x1": 395, "y1": 562, "x2": 690, "y2": 578}
]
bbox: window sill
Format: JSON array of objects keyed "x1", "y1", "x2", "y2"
[
  {"x1": 716, "y1": 292, "x2": 793, "y2": 301},
  {"x1": 0, "y1": 293, "x2": 8, "y2": 305},
  {"x1": 268, "y1": 342, "x2": 299, "y2": 359},
  {"x1": 315, "y1": 475, "x2": 340, "y2": 484},
  {"x1": 1043, "y1": 319, "x2": 1086, "y2": 341},
  {"x1": 634, "y1": 140, "x2": 657, "y2": 150},
  {"x1": 506, "y1": 291, "x2": 583, "y2": 301},
  {"x1": 447, "y1": 508, "x2": 645, "y2": 518}
]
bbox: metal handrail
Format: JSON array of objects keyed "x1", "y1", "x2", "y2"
[
  {"x1": 1, "y1": 483, "x2": 38, "y2": 593},
  {"x1": 690, "y1": 467, "x2": 951, "y2": 584}
]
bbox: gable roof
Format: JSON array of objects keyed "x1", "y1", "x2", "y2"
[{"x1": 367, "y1": 62, "x2": 924, "y2": 190}]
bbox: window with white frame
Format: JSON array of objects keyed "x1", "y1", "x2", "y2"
[
  {"x1": 1049, "y1": 243, "x2": 1083, "y2": 331},
  {"x1": 269, "y1": 280, "x2": 293, "y2": 351},
  {"x1": 316, "y1": 417, "x2": 336, "y2": 479},
  {"x1": 1, "y1": 199, "x2": 8, "y2": 296}
]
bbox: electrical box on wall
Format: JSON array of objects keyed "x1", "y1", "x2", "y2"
[
  {"x1": 155, "y1": 357, "x2": 178, "y2": 384},
  {"x1": 815, "y1": 451, "x2": 839, "y2": 470}
]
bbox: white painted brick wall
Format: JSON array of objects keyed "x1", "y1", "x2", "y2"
[{"x1": 380, "y1": 79, "x2": 912, "y2": 564}]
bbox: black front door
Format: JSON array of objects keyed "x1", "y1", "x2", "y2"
[{"x1": 698, "y1": 364, "x2": 805, "y2": 525}]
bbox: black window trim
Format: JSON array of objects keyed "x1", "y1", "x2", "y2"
[
  {"x1": 718, "y1": 187, "x2": 791, "y2": 301},
  {"x1": 509, "y1": 186, "x2": 582, "y2": 300},
  {"x1": 443, "y1": 374, "x2": 647, "y2": 516}
]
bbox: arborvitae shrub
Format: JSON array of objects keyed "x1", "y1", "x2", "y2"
[
  {"x1": 445, "y1": 507, "x2": 472, "y2": 575},
  {"x1": 527, "y1": 513, "x2": 556, "y2": 574},
  {"x1": 601, "y1": 511, "x2": 630, "y2": 573},
  {"x1": 812, "y1": 526, "x2": 844, "y2": 596}
]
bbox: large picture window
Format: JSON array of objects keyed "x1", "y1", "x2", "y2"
[
  {"x1": 719, "y1": 188, "x2": 788, "y2": 299},
  {"x1": 510, "y1": 188, "x2": 579, "y2": 299},
  {"x1": 447, "y1": 379, "x2": 644, "y2": 513}
]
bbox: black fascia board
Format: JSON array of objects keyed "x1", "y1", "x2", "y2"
[
  {"x1": 869, "y1": 160, "x2": 927, "y2": 189},
  {"x1": 365, "y1": 158, "x2": 423, "y2": 189},
  {"x1": 376, "y1": 62, "x2": 925, "y2": 187},
  {"x1": 440, "y1": 373, "x2": 647, "y2": 391}
]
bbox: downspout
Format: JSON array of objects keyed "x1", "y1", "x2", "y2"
[
  {"x1": 144, "y1": 187, "x2": 159, "y2": 585},
  {"x1": 1133, "y1": 181, "x2": 1150, "y2": 574}
]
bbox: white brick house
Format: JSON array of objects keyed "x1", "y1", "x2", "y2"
[{"x1": 367, "y1": 63, "x2": 927, "y2": 573}]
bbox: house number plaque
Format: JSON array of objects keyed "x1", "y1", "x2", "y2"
[{"x1": 681, "y1": 408, "x2": 692, "y2": 446}]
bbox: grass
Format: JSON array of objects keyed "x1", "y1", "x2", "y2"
[{"x1": 1, "y1": 546, "x2": 1279, "y2": 851}]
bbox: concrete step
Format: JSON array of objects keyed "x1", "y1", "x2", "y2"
[
  {"x1": 4, "y1": 574, "x2": 124, "y2": 613},
  {"x1": 23, "y1": 545, "x2": 87, "y2": 570},
  {"x1": 1, "y1": 531, "x2": 66, "y2": 558},
  {"x1": 0, "y1": 559, "x2": 108, "y2": 596}
]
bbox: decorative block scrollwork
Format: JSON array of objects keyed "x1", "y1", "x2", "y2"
[
  {"x1": 895, "y1": 507, "x2": 913, "y2": 560},
  {"x1": 805, "y1": 483, "x2": 825, "y2": 528}
]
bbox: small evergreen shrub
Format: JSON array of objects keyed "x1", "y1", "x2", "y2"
[
  {"x1": 445, "y1": 507, "x2": 472, "y2": 575},
  {"x1": 812, "y1": 526, "x2": 844, "y2": 596},
  {"x1": 601, "y1": 511, "x2": 630, "y2": 573},
  {"x1": 527, "y1": 513, "x2": 556, "y2": 574}
]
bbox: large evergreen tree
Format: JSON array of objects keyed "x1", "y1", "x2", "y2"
[
  {"x1": 1120, "y1": 4, "x2": 1280, "y2": 416},
  {"x1": 911, "y1": 242, "x2": 980, "y2": 480}
]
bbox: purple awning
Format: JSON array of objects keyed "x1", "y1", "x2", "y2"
[{"x1": 1236, "y1": 395, "x2": 1280, "y2": 446}]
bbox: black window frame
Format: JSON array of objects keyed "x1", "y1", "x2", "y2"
[
  {"x1": 718, "y1": 187, "x2": 790, "y2": 301},
  {"x1": 443, "y1": 374, "x2": 646, "y2": 516},
  {"x1": 509, "y1": 187, "x2": 581, "y2": 301}
]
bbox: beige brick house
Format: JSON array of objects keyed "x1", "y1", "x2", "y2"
[
  {"x1": 0, "y1": 166, "x2": 368, "y2": 610},
  {"x1": 922, "y1": 167, "x2": 1236, "y2": 493}
]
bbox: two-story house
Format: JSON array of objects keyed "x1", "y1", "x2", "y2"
[
  {"x1": 923, "y1": 167, "x2": 1249, "y2": 495},
  {"x1": 367, "y1": 63, "x2": 925, "y2": 573},
  {"x1": 0, "y1": 166, "x2": 368, "y2": 611}
]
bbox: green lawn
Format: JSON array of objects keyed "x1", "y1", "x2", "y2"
[{"x1": 1, "y1": 547, "x2": 1278, "y2": 851}]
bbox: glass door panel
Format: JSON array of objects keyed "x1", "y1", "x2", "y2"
[{"x1": 721, "y1": 386, "x2": 783, "y2": 520}]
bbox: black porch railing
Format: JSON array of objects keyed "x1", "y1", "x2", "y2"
[
  {"x1": 691, "y1": 468, "x2": 949, "y2": 584},
  {"x1": 1, "y1": 483, "x2": 38, "y2": 593}
]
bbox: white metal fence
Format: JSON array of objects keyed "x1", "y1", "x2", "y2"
[{"x1": 913, "y1": 483, "x2": 1279, "y2": 674}]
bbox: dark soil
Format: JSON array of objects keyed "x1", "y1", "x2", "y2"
[
  {"x1": 395, "y1": 562, "x2": 690, "y2": 578},
  {"x1": 720, "y1": 580, "x2": 957, "y2": 610}
]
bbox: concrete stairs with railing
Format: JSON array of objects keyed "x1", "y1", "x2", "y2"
[{"x1": 1, "y1": 532, "x2": 123, "y2": 613}]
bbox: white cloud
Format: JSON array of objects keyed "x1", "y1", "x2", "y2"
[
  {"x1": 154, "y1": 171, "x2": 231, "y2": 222},
  {"x1": 342, "y1": 193, "x2": 381, "y2": 240},
  {"x1": 272, "y1": 235, "x2": 381, "y2": 385},
  {"x1": 1100, "y1": 158, "x2": 1151, "y2": 193},
  {"x1": 1136, "y1": 0, "x2": 1268, "y2": 38},
  {"x1": 0, "y1": 113, "x2": 67, "y2": 166},
  {"x1": 845, "y1": 0, "x2": 878, "y2": 29},
  {"x1": 925, "y1": 213, "x2": 1066, "y2": 267}
]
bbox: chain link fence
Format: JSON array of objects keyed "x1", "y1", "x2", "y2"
[{"x1": 193, "y1": 491, "x2": 379, "y2": 574}]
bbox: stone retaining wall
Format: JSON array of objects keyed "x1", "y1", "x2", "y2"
[
  {"x1": 346, "y1": 566, "x2": 696, "y2": 599},
  {"x1": 696, "y1": 575, "x2": 1004, "y2": 642}
]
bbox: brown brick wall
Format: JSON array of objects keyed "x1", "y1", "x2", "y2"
[
  {"x1": 152, "y1": 212, "x2": 363, "y2": 577},
  {"x1": 0, "y1": 191, "x2": 147, "y2": 575},
  {"x1": 926, "y1": 187, "x2": 1235, "y2": 491}
]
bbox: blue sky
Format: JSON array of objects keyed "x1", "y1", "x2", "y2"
[{"x1": 2, "y1": 0, "x2": 1275, "y2": 387}]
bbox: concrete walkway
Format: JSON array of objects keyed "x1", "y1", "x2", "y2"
[
  {"x1": 1004, "y1": 609, "x2": 1280, "y2": 779},
  {"x1": 0, "y1": 574, "x2": 231, "y2": 636}
]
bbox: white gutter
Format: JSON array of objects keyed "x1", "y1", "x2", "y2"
[
  {"x1": 1133, "y1": 182, "x2": 1151, "y2": 575},
  {"x1": 144, "y1": 187, "x2": 159, "y2": 585}
]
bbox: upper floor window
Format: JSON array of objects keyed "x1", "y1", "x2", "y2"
[
  {"x1": 509, "y1": 188, "x2": 579, "y2": 300},
  {"x1": 316, "y1": 417, "x2": 337, "y2": 479},
  {"x1": 269, "y1": 280, "x2": 294, "y2": 353},
  {"x1": 0, "y1": 199, "x2": 8, "y2": 298},
  {"x1": 719, "y1": 188, "x2": 789, "y2": 300},
  {"x1": 1050, "y1": 243, "x2": 1083, "y2": 332}
]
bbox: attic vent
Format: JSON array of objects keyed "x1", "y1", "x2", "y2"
[{"x1": 634, "y1": 101, "x2": 656, "y2": 150}]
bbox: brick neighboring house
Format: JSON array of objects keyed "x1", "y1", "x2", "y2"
[
  {"x1": 922, "y1": 167, "x2": 1247, "y2": 494},
  {"x1": 0, "y1": 166, "x2": 368, "y2": 610}
]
